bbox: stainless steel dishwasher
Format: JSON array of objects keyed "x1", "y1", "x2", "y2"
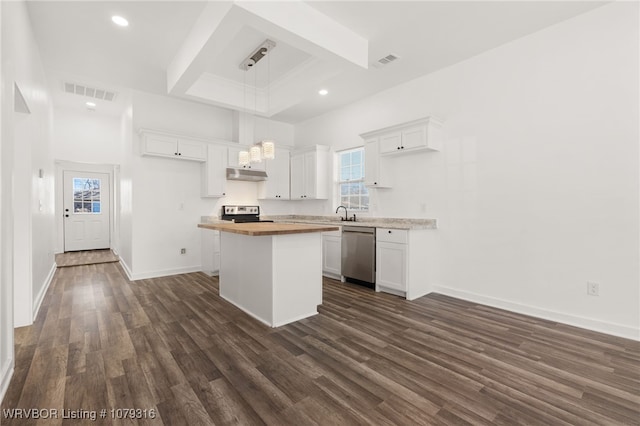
[{"x1": 341, "y1": 226, "x2": 376, "y2": 287}]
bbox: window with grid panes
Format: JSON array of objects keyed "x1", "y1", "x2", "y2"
[{"x1": 338, "y1": 148, "x2": 369, "y2": 211}]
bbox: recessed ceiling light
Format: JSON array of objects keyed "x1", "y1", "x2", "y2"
[
  {"x1": 111, "y1": 16, "x2": 129, "y2": 27},
  {"x1": 318, "y1": 89, "x2": 328, "y2": 96},
  {"x1": 86, "y1": 102, "x2": 96, "y2": 107}
]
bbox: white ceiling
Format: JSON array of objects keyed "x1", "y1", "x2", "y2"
[{"x1": 26, "y1": 1, "x2": 607, "y2": 123}]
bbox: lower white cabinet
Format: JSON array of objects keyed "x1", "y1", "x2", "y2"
[
  {"x1": 201, "y1": 229, "x2": 220, "y2": 276},
  {"x1": 322, "y1": 230, "x2": 341, "y2": 279},
  {"x1": 376, "y1": 240, "x2": 407, "y2": 292},
  {"x1": 376, "y1": 228, "x2": 431, "y2": 300}
]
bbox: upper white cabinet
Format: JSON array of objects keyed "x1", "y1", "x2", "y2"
[
  {"x1": 259, "y1": 148, "x2": 291, "y2": 200},
  {"x1": 361, "y1": 117, "x2": 443, "y2": 156},
  {"x1": 290, "y1": 145, "x2": 330, "y2": 200},
  {"x1": 141, "y1": 130, "x2": 207, "y2": 161},
  {"x1": 201, "y1": 144, "x2": 228, "y2": 198},
  {"x1": 228, "y1": 146, "x2": 266, "y2": 171},
  {"x1": 364, "y1": 138, "x2": 391, "y2": 188}
]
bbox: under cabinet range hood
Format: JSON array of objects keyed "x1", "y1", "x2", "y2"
[{"x1": 226, "y1": 167, "x2": 268, "y2": 181}]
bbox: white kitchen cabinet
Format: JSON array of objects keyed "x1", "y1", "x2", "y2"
[
  {"x1": 228, "y1": 146, "x2": 266, "y2": 171},
  {"x1": 290, "y1": 145, "x2": 330, "y2": 200},
  {"x1": 259, "y1": 148, "x2": 290, "y2": 200},
  {"x1": 322, "y1": 229, "x2": 342, "y2": 279},
  {"x1": 141, "y1": 131, "x2": 207, "y2": 161},
  {"x1": 364, "y1": 138, "x2": 391, "y2": 188},
  {"x1": 376, "y1": 228, "x2": 431, "y2": 300},
  {"x1": 201, "y1": 144, "x2": 227, "y2": 198},
  {"x1": 361, "y1": 117, "x2": 443, "y2": 156},
  {"x1": 376, "y1": 229, "x2": 408, "y2": 293},
  {"x1": 201, "y1": 229, "x2": 220, "y2": 276}
]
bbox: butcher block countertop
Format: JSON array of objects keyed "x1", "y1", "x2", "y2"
[{"x1": 198, "y1": 222, "x2": 339, "y2": 236}]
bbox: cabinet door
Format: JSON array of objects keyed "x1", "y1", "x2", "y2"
[
  {"x1": 401, "y1": 125, "x2": 426, "y2": 151},
  {"x1": 144, "y1": 134, "x2": 179, "y2": 157},
  {"x1": 364, "y1": 139, "x2": 379, "y2": 187},
  {"x1": 378, "y1": 132, "x2": 402, "y2": 154},
  {"x1": 322, "y1": 235, "x2": 342, "y2": 277},
  {"x1": 178, "y1": 139, "x2": 207, "y2": 161},
  {"x1": 364, "y1": 139, "x2": 391, "y2": 188},
  {"x1": 303, "y1": 151, "x2": 317, "y2": 198},
  {"x1": 201, "y1": 145, "x2": 227, "y2": 198},
  {"x1": 261, "y1": 149, "x2": 290, "y2": 199},
  {"x1": 376, "y1": 241, "x2": 407, "y2": 291},
  {"x1": 290, "y1": 153, "x2": 305, "y2": 199}
]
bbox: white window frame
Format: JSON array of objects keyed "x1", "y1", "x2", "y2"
[{"x1": 337, "y1": 147, "x2": 369, "y2": 211}]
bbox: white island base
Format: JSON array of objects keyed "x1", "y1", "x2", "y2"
[{"x1": 219, "y1": 231, "x2": 323, "y2": 327}]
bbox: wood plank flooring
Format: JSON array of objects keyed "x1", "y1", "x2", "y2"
[
  {"x1": 55, "y1": 249, "x2": 119, "y2": 268},
  {"x1": 2, "y1": 262, "x2": 639, "y2": 425}
]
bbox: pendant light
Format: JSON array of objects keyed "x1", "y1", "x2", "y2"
[
  {"x1": 239, "y1": 39, "x2": 277, "y2": 165},
  {"x1": 238, "y1": 64, "x2": 250, "y2": 166}
]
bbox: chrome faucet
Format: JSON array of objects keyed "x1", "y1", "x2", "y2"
[{"x1": 336, "y1": 205, "x2": 348, "y2": 221}]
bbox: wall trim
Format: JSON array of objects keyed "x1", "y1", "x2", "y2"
[
  {"x1": 432, "y1": 285, "x2": 640, "y2": 342},
  {"x1": 119, "y1": 259, "x2": 134, "y2": 281},
  {"x1": 32, "y1": 262, "x2": 57, "y2": 321},
  {"x1": 129, "y1": 266, "x2": 203, "y2": 281},
  {"x1": 0, "y1": 358, "x2": 14, "y2": 405}
]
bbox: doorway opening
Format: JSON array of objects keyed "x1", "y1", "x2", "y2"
[{"x1": 55, "y1": 162, "x2": 118, "y2": 254}]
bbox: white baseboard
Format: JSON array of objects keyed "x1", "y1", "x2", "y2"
[
  {"x1": 32, "y1": 262, "x2": 57, "y2": 321},
  {"x1": 0, "y1": 358, "x2": 14, "y2": 405},
  {"x1": 119, "y1": 259, "x2": 134, "y2": 281},
  {"x1": 432, "y1": 285, "x2": 640, "y2": 341},
  {"x1": 127, "y1": 265, "x2": 203, "y2": 281}
]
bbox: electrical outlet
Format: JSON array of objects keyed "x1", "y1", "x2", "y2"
[
  {"x1": 180, "y1": 248, "x2": 186, "y2": 255},
  {"x1": 587, "y1": 281, "x2": 599, "y2": 296}
]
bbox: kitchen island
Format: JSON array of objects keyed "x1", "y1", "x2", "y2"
[{"x1": 198, "y1": 222, "x2": 339, "y2": 327}]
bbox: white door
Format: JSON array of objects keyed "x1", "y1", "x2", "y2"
[{"x1": 63, "y1": 171, "x2": 110, "y2": 251}]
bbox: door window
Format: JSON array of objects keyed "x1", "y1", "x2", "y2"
[{"x1": 73, "y1": 178, "x2": 101, "y2": 214}]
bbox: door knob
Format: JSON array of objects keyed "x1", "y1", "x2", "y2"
[{"x1": 65, "y1": 214, "x2": 69, "y2": 218}]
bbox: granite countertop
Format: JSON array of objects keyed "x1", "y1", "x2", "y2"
[
  {"x1": 198, "y1": 222, "x2": 340, "y2": 236},
  {"x1": 262, "y1": 215, "x2": 437, "y2": 230},
  {"x1": 199, "y1": 215, "x2": 437, "y2": 230}
]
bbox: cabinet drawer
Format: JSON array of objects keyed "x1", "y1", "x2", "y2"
[
  {"x1": 323, "y1": 229, "x2": 342, "y2": 238},
  {"x1": 377, "y1": 228, "x2": 408, "y2": 244}
]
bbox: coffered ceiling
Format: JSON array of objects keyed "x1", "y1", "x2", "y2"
[{"x1": 26, "y1": 1, "x2": 607, "y2": 122}]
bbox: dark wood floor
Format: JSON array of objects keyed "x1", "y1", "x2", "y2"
[{"x1": 2, "y1": 262, "x2": 639, "y2": 425}]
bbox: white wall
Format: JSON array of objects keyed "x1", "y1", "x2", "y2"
[
  {"x1": 52, "y1": 106, "x2": 125, "y2": 254},
  {"x1": 2, "y1": 1, "x2": 55, "y2": 330},
  {"x1": 128, "y1": 91, "x2": 260, "y2": 279},
  {"x1": 53, "y1": 107, "x2": 122, "y2": 165},
  {"x1": 118, "y1": 105, "x2": 134, "y2": 273},
  {"x1": 1, "y1": 0, "x2": 57, "y2": 401},
  {"x1": 295, "y1": 3, "x2": 639, "y2": 339},
  {"x1": 0, "y1": 0, "x2": 13, "y2": 404}
]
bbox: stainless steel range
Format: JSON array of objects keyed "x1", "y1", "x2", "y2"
[{"x1": 221, "y1": 205, "x2": 274, "y2": 223}]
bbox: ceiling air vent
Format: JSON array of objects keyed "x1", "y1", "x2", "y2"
[
  {"x1": 63, "y1": 82, "x2": 117, "y2": 101},
  {"x1": 372, "y1": 54, "x2": 399, "y2": 68}
]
